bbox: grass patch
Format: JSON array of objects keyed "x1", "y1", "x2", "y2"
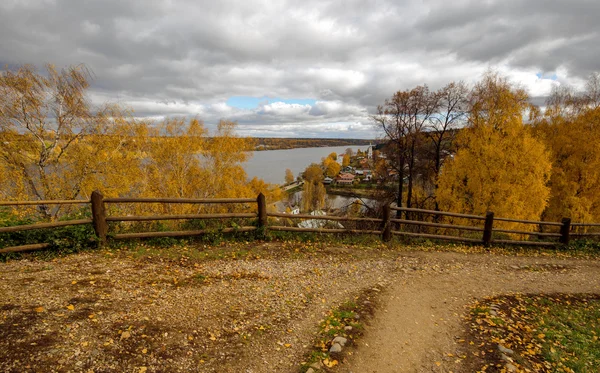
[
  {"x1": 300, "y1": 288, "x2": 380, "y2": 372},
  {"x1": 467, "y1": 294, "x2": 600, "y2": 372}
]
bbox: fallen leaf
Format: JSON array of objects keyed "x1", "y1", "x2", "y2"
[
  {"x1": 67, "y1": 304, "x2": 75, "y2": 311},
  {"x1": 34, "y1": 307, "x2": 44, "y2": 313},
  {"x1": 323, "y1": 359, "x2": 338, "y2": 368},
  {"x1": 121, "y1": 331, "x2": 131, "y2": 340}
]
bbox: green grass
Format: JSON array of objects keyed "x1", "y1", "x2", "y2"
[
  {"x1": 534, "y1": 296, "x2": 600, "y2": 372},
  {"x1": 469, "y1": 294, "x2": 600, "y2": 373}
]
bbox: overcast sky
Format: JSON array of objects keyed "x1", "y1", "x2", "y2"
[{"x1": 1, "y1": 0, "x2": 598, "y2": 138}]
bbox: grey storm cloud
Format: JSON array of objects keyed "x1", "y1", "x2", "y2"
[{"x1": 0, "y1": 0, "x2": 598, "y2": 138}]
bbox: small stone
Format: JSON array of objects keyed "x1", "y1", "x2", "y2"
[
  {"x1": 306, "y1": 369, "x2": 315, "y2": 373},
  {"x1": 344, "y1": 326, "x2": 353, "y2": 331},
  {"x1": 498, "y1": 344, "x2": 514, "y2": 355},
  {"x1": 329, "y1": 343, "x2": 342, "y2": 353},
  {"x1": 310, "y1": 361, "x2": 323, "y2": 370},
  {"x1": 332, "y1": 336, "x2": 348, "y2": 347},
  {"x1": 489, "y1": 310, "x2": 498, "y2": 316},
  {"x1": 500, "y1": 353, "x2": 513, "y2": 363},
  {"x1": 354, "y1": 314, "x2": 360, "y2": 320},
  {"x1": 506, "y1": 363, "x2": 517, "y2": 372}
]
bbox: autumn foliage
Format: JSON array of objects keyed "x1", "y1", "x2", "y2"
[
  {"x1": 437, "y1": 73, "x2": 552, "y2": 226},
  {"x1": 375, "y1": 71, "x2": 600, "y2": 226},
  {"x1": 0, "y1": 64, "x2": 280, "y2": 219}
]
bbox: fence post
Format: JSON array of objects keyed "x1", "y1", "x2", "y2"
[
  {"x1": 91, "y1": 190, "x2": 108, "y2": 245},
  {"x1": 257, "y1": 193, "x2": 267, "y2": 230},
  {"x1": 482, "y1": 211, "x2": 494, "y2": 247},
  {"x1": 381, "y1": 204, "x2": 392, "y2": 242},
  {"x1": 559, "y1": 217, "x2": 571, "y2": 245}
]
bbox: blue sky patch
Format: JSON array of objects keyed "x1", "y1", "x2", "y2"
[
  {"x1": 227, "y1": 96, "x2": 316, "y2": 109},
  {"x1": 536, "y1": 72, "x2": 558, "y2": 80}
]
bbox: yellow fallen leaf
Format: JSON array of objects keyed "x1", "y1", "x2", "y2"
[
  {"x1": 34, "y1": 307, "x2": 44, "y2": 313},
  {"x1": 139, "y1": 367, "x2": 147, "y2": 373},
  {"x1": 142, "y1": 348, "x2": 147, "y2": 354},
  {"x1": 121, "y1": 331, "x2": 131, "y2": 340},
  {"x1": 323, "y1": 359, "x2": 338, "y2": 368},
  {"x1": 67, "y1": 304, "x2": 75, "y2": 311},
  {"x1": 284, "y1": 343, "x2": 291, "y2": 348},
  {"x1": 435, "y1": 362, "x2": 441, "y2": 366},
  {"x1": 71, "y1": 280, "x2": 77, "y2": 285}
]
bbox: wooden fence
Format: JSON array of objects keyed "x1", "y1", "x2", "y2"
[{"x1": 1, "y1": 191, "x2": 599, "y2": 254}]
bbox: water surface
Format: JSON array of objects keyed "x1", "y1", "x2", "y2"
[{"x1": 244, "y1": 145, "x2": 369, "y2": 184}]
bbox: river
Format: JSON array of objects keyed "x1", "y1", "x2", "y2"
[{"x1": 243, "y1": 145, "x2": 370, "y2": 184}]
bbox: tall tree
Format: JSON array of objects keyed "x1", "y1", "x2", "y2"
[
  {"x1": 284, "y1": 168, "x2": 294, "y2": 184},
  {"x1": 532, "y1": 73, "x2": 600, "y2": 223},
  {"x1": 437, "y1": 73, "x2": 551, "y2": 228},
  {"x1": 372, "y1": 85, "x2": 438, "y2": 214},
  {"x1": 301, "y1": 163, "x2": 326, "y2": 212},
  {"x1": 342, "y1": 153, "x2": 350, "y2": 168},
  {"x1": 0, "y1": 64, "x2": 140, "y2": 218},
  {"x1": 425, "y1": 82, "x2": 468, "y2": 211}
]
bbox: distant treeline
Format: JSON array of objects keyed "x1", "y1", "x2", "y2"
[{"x1": 252, "y1": 138, "x2": 378, "y2": 150}]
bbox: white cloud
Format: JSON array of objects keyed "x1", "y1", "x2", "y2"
[{"x1": 0, "y1": 0, "x2": 598, "y2": 137}]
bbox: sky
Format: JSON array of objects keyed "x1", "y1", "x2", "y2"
[{"x1": 1, "y1": 0, "x2": 598, "y2": 138}]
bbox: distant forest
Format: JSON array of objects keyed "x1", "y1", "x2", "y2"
[{"x1": 253, "y1": 138, "x2": 378, "y2": 150}]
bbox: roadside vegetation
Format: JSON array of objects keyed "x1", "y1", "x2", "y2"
[{"x1": 467, "y1": 294, "x2": 600, "y2": 372}]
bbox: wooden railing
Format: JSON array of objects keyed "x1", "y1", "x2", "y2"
[
  {"x1": 0, "y1": 199, "x2": 91, "y2": 254},
  {"x1": 1, "y1": 192, "x2": 600, "y2": 254},
  {"x1": 0, "y1": 191, "x2": 266, "y2": 253},
  {"x1": 390, "y1": 207, "x2": 570, "y2": 247}
]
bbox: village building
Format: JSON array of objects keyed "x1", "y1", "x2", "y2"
[{"x1": 336, "y1": 172, "x2": 356, "y2": 185}]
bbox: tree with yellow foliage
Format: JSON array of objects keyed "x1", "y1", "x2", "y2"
[
  {"x1": 321, "y1": 157, "x2": 341, "y2": 178},
  {"x1": 342, "y1": 153, "x2": 350, "y2": 168},
  {"x1": 284, "y1": 169, "x2": 294, "y2": 184},
  {"x1": 301, "y1": 163, "x2": 326, "y2": 212},
  {"x1": 437, "y1": 73, "x2": 551, "y2": 227},
  {"x1": 532, "y1": 74, "x2": 600, "y2": 223},
  {"x1": 141, "y1": 117, "x2": 207, "y2": 198},
  {"x1": 0, "y1": 64, "x2": 142, "y2": 218}
]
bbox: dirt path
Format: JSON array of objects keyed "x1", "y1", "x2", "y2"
[
  {"x1": 344, "y1": 251, "x2": 600, "y2": 373},
  {"x1": 2, "y1": 245, "x2": 600, "y2": 373}
]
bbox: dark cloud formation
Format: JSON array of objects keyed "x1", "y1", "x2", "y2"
[{"x1": 1, "y1": 0, "x2": 597, "y2": 137}]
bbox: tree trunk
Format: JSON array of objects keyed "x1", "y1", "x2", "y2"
[
  {"x1": 406, "y1": 139, "x2": 416, "y2": 224},
  {"x1": 396, "y1": 152, "x2": 404, "y2": 220}
]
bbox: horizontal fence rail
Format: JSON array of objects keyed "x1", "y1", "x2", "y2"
[
  {"x1": 0, "y1": 219, "x2": 92, "y2": 234},
  {"x1": 0, "y1": 200, "x2": 90, "y2": 206},
  {"x1": 1, "y1": 191, "x2": 600, "y2": 253},
  {"x1": 391, "y1": 206, "x2": 486, "y2": 220},
  {"x1": 104, "y1": 197, "x2": 256, "y2": 204},
  {"x1": 106, "y1": 213, "x2": 257, "y2": 222}
]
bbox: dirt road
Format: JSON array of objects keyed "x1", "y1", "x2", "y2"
[
  {"x1": 1, "y1": 244, "x2": 599, "y2": 373},
  {"x1": 344, "y1": 251, "x2": 600, "y2": 373}
]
